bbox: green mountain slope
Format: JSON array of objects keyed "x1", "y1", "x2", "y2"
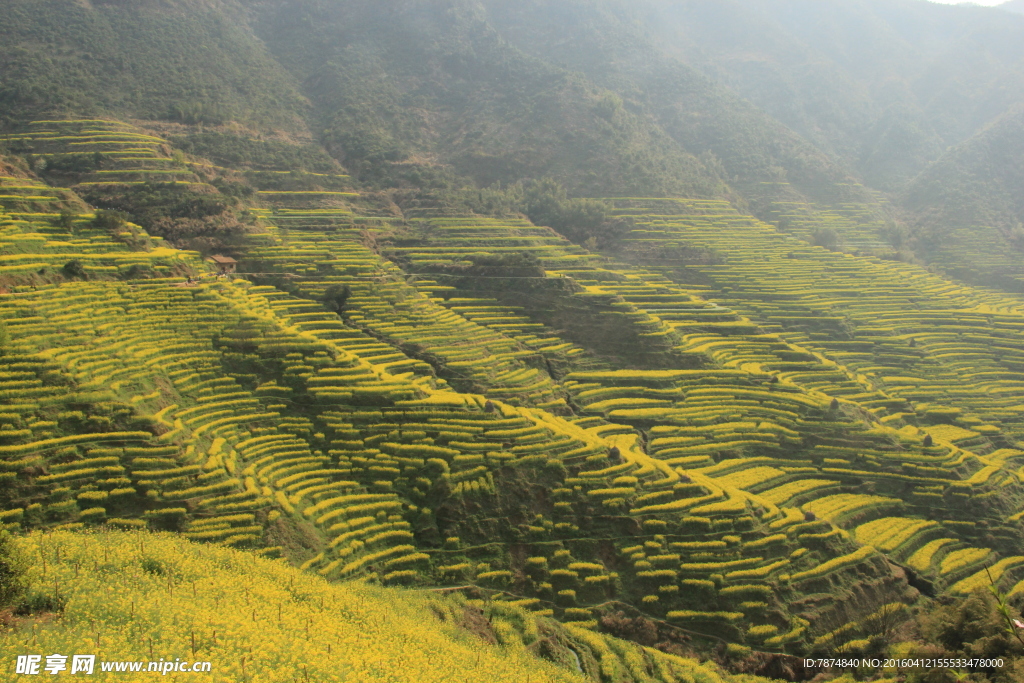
[
  {"x1": 631, "y1": 0, "x2": 1024, "y2": 193},
  {"x1": 474, "y1": 0, "x2": 1024, "y2": 287},
  {"x1": 249, "y1": 0, "x2": 724, "y2": 197},
  {"x1": 0, "y1": 0, "x2": 877, "y2": 212},
  {"x1": 901, "y1": 106, "x2": 1024, "y2": 291},
  {"x1": 5, "y1": 0, "x2": 1024, "y2": 288},
  {"x1": 478, "y1": 0, "x2": 871, "y2": 215},
  {"x1": 0, "y1": 0, "x2": 310, "y2": 132}
]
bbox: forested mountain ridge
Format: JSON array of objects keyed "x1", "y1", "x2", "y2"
[
  {"x1": 248, "y1": 0, "x2": 729, "y2": 198},
  {"x1": 5, "y1": 0, "x2": 1024, "y2": 287},
  {"x1": 999, "y1": 0, "x2": 1024, "y2": 16},
  {"x1": 477, "y1": 0, "x2": 871, "y2": 216},
  {"x1": 0, "y1": 0, "x2": 311, "y2": 133},
  {"x1": 897, "y1": 105, "x2": 1024, "y2": 290},
  {"x1": 633, "y1": 0, "x2": 1024, "y2": 190}
]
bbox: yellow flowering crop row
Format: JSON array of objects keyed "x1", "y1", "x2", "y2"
[
  {"x1": 787, "y1": 546, "x2": 876, "y2": 583},
  {"x1": 759, "y1": 479, "x2": 839, "y2": 505},
  {"x1": 803, "y1": 494, "x2": 901, "y2": 523},
  {"x1": 950, "y1": 556, "x2": 1024, "y2": 594},
  {"x1": 906, "y1": 539, "x2": 957, "y2": 572},
  {"x1": 940, "y1": 547, "x2": 991, "y2": 575},
  {"x1": 853, "y1": 517, "x2": 939, "y2": 553},
  {"x1": 709, "y1": 466, "x2": 788, "y2": 492}
]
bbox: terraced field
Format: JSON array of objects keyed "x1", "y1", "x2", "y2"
[
  {"x1": 6, "y1": 119, "x2": 204, "y2": 189},
  {"x1": 242, "y1": 206, "x2": 586, "y2": 407},
  {"x1": 749, "y1": 182, "x2": 1024, "y2": 298},
  {"x1": 755, "y1": 188, "x2": 893, "y2": 257},
  {"x1": 0, "y1": 198, "x2": 190, "y2": 286},
  {"x1": 609, "y1": 199, "x2": 1024, "y2": 434},
  {"x1": 0, "y1": 257, "x2": 607, "y2": 582},
  {"x1": 246, "y1": 196, "x2": 1024, "y2": 638},
  {"x1": 4, "y1": 120, "x2": 1024, "y2": 661},
  {"x1": 376, "y1": 208, "x2": 1024, "y2": 573}
]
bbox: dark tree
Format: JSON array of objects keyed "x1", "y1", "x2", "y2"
[
  {"x1": 0, "y1": 531, "x2": 26, "y2": 608},
  {"x1": 55, "y1": 209, "x2": 76, "y2": 232},
  {"x1": 62, "y1": 260, "x2": 87, "y2": 279},
  {"x1": 92, "y1": 209, "x2": 128, "y2": 232},
  {"x1": 322, "y1": 284, "x2": 352, "y2": 315},
  {"x1": 811, "y1": 228, "x2": 840, "y2": 251},
  {"x1": 0, "y1": 319, "x2": 10, "y2": 355}
]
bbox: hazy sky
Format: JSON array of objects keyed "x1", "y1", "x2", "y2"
[{"x1": 926, "y1": 0, "x2": 1005, "y2": 5}]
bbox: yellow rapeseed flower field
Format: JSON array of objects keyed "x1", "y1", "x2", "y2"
[{"x1": 0, "y1": 530, "x2": 763, "y2": 683}]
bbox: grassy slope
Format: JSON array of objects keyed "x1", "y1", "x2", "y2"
[{"x1": 0, "y1": 529, "x2": 768, "y2": 683}]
